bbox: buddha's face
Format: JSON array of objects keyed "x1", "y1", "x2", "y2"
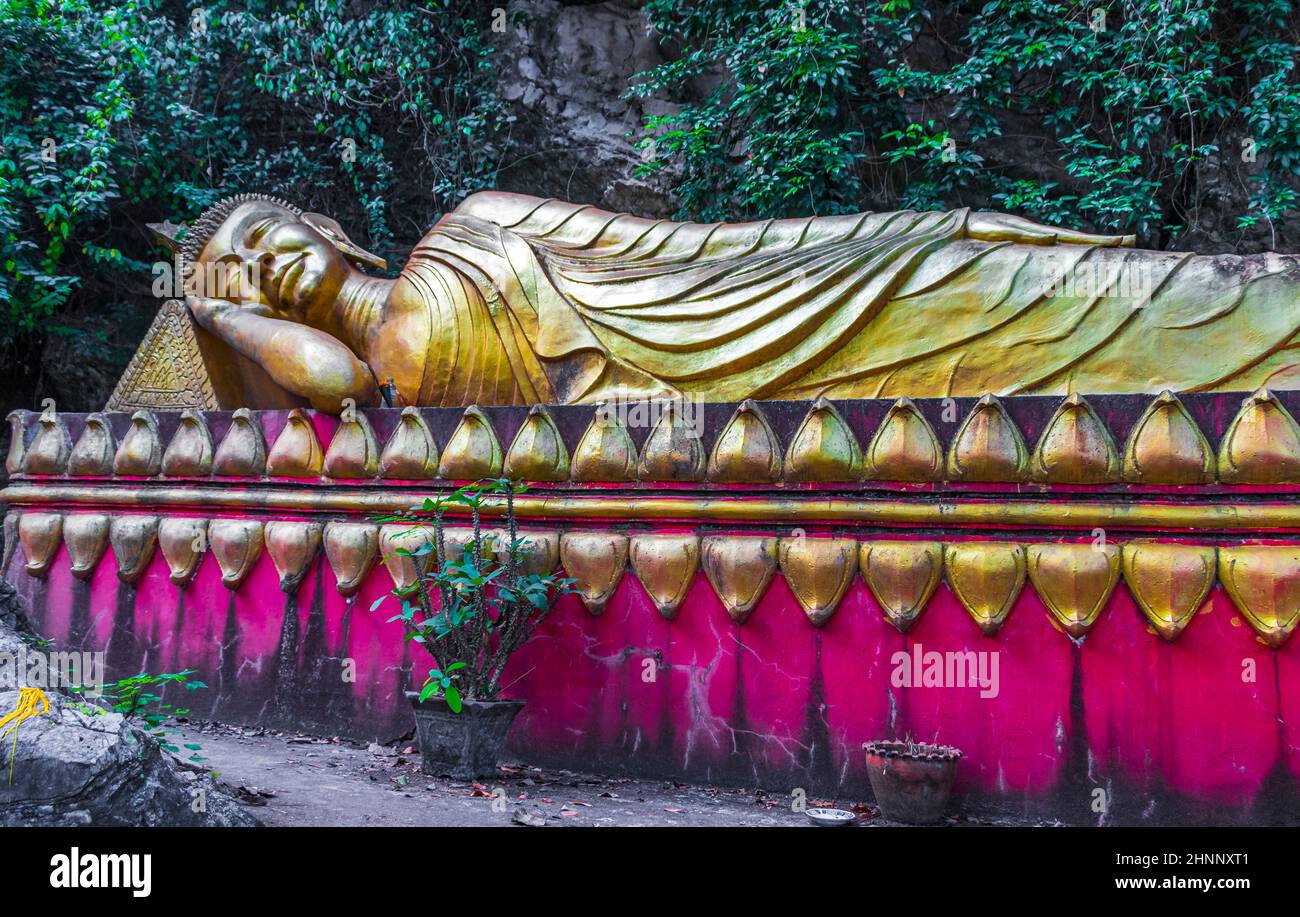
[{"x1": 195, "y1": 201, "x2": 352, "y2": 325}]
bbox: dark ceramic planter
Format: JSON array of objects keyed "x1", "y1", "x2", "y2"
[
  {"x1": 407, "y1": 692, "x2": 525, "y2": 780},
  {"x1": 863, "y1": 740, "x2": 962, "y2": 824}
]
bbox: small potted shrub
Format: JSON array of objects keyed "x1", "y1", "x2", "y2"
[
  {"x1": 863, "y1": 738, "x2": 962, "y2": 824},
  {"x1": 373, "y1": 478, "x2": 575, "y2": 779}
]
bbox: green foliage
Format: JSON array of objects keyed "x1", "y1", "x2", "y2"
[
  {"x1": 371, "y1": 479, "x2": 578, "y2": 711},
  {"x1": 0, "y1": 0, "x2": 508, "y2": 392},
  {"x1": 631, "y1": 0, "x2": 1300, "y2": 248},
  {"x1": 71, "y1": 668, "x2": 208, "y2": 759}
]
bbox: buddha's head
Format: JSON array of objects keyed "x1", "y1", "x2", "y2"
[{"x1": 158, "y1": 193, "x2": 385, "y2": 327}]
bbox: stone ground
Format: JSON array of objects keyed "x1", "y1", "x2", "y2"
[{"x1": 172, "y1": 721, "x2": 1043, "y2": 827}]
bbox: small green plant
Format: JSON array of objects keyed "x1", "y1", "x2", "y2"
[
  {"x1": 372, "y1": 478, "x2": 577, "y2": 713},
  {"x1": 72, "y1": 669, "x2": 208, "y2": 760}
]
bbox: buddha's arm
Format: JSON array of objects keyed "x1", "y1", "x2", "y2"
[{"x1": 187, "y1": 296, "x2": 378, "y2": 413}]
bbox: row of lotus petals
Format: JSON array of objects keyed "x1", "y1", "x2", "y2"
[
  {"x1": 11, "y1": 512, "x2": 1297, "y2": 647},
  {"x1": 7, "y1": 388, "x2": 1299, "y2": 485}
]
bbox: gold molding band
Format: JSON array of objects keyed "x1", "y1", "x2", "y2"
[{"x1": 4, "y1": 483, "x2": 1300, "y2": 533}]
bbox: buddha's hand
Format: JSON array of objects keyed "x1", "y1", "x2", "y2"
[
  {"x1": 966, "y1": 211, "x2": 1136, "y2": 247},
  {"x1": 186, "y1": 294, "x2": 273, "y2": 330}
]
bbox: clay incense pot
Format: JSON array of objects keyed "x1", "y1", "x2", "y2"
[{"x1": 863, "y1": 739, "x2": 962, "y2": 824}]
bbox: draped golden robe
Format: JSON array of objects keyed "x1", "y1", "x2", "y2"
[{"x1": 370, "y1": 192, "x2": 1300, "y2": 407}]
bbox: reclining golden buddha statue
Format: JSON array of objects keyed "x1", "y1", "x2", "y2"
[{"x1": 112, "y1": 190, "x2": 1300, "y2": 414}]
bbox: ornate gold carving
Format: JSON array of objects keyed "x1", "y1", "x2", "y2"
[
  {"x1": 708, "y1": 400, "x2": 783, "y2": 483},
  {"x1": 323, "y1": 411, "x2": 379, "y2": 479},
  {"x1": 378, "y1": 523, "x2": 433, "y2": 592},
  {"x1": 559, "y1": 532, "x2": 629, "y2": 614},
  {"x1": 638, "y1": 401, "x2": 706, "y2": 482},
  {"x1": 322, "y1": 522, "x2": 381, "y2": 597},
  {"x1": 629, "y1": 534, "x2": 701, "y2": 619},
  {"x1": 379, "y1": 407, "x2": 439, "y2": 479},
  {"x1": 1217, "y1": 388, "x2": 1300, "y2": 484},
  {"x1": 1030, "y1": 393, "x2": 1120, "y2": 484},
  {"x1": 63, "y1": 514, "x2": 111, "y2": 580},
  {"x1": 1120, "y1": 541, "x2": 1216, "y2": 641},
  {"x1": 778, "y1": 536, "x2": 857, "y2": 626},
  {"x1": 570, "y1": 406, "x2": 638, "y2": 482},
  {"x1": 264, "y1": 521, "x2": 324, "y2": 593},
  {"x1": 943, "y1": 542, "x2": 1027, "y2": 635},
  {"x1": 109, "y1": 515, "x2": 160, "y2": 584},
  {"x1": 859, "y1": 540, "x2": 943, "y2": 633},
  {"x1": 864, "y1": 397, "x2": 943, "y2": 483},
  {"x1": 23, "y1": 412, "x2": 71, "y2": 475},
  {"x1": 17, "y1": 513, "x2": 63, "y2": 577},
  {"x1": 158, "y1": 518, "x2": 208, "y2": 586},
  {"x1": 68, "y1": 414, "x2": 116, "y2": 476},
  {"x1": 1122, "y1": 390, "x2": 1215, "y2": 484},
  {"x1": 208, "y1": 519, "x2": 265, "y2": 590},
  {"x1": 438, "y1": 406, "x2": 503, "y2": 480},
  {"x1": 212, "y1": 408, "x2": 267, "y2": 476},
  {"x1": 948, "y1": 394, "x2": 1029, "y2": 483},
  {"x1": 106, "y1": 298, "x2": 219, "y2": 412},
  {"x1": 5, "y1": 410, "x2": 28, "y2": 476},
  {"x1": 700, "y1": 536, "x2": 779, "y2": 623},
  {"x1": 267, "y1": 408, "x2": 325, "y2": 478},
  {"x1": 161, "y1": 409, "x2": 214, "y2": 477},
  {"x1": 502, "y1": 530, "x2": 560, "y2": 578},
  {"x1": 784, "y1": 397, "x2": 862, "y2": 483},
  {"x1": 504, "y1": 404, "x2": 570, "y2": 482},
  {"x1": 1026, "y1": 542, "x2": 1120, "y2": 638},
  {"x1": 1217, "y1": 545, "x2": 1300, "y2": 648},
  {"x1": 113, "y1": 411, "x2": 163, "y2": 476}
]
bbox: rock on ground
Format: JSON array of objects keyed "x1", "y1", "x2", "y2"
[{"x1": 0, "y1": 579, "x2": 258, "y2": 827}]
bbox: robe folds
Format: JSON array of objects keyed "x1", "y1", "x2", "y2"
[{"x1": 385, "y1": 191, "x2": 1300, "y2": 407}]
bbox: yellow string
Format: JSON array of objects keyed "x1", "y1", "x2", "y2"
[{"x1": 0, "y1": 687, "x2": 49, "y2": 786}]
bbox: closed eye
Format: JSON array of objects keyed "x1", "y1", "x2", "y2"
[{"x1": 245, "y1": 218, "x2": 278, "y2": 245}]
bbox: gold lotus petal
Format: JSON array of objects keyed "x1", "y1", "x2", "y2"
[
  {"x1": 379, "y1": 407, "x2": 439, "y2": 480},
  {"x1": 570, "y1": 405, "x2": 638, "y2": 482},
  {"x1": 63, "y1": 514, "x2": 110, "y2": 580},
  {"x1": 1026, "y1": 542, "x2": 1120, "y2": 638},
  {"x1": 1217, "y1": 544, "x2": 1300, "y2": 648},
  {"x1": 784, "y1": 397, "x2": 863, "y2": 483},
  {"x1": 859, "y1": 540, "x2": 943, "y2": 633},
  {"x1": 5, "y1": 410, "x2": 28, "y2": 476},
  {"x1": 267, "y1": 409, "x2": 324, "y2": 478},
  {"x1": 943, "y1": 542, "x2": 1027, "y2": 635},
  {"x1": 630, "y1": 533, "x2": 701, "y2": 620},
  {"x1": 208, "y1": 519, "x2": 265, "y2": 590},
  {"x1": 264, "y1": 521, "x2": 324, "y2": 594},
  {"x1": 18, "y1": 512, "x2": 63, "y2": 577},
  {"x1": 113, "y1": 411, "x2": 163, "y2": 476},
  {"x1": 23, "y1": 412, "x2": 71, "y2": 475},
  {"x1": 499, "y1": 530, "x2": 560, "y2": 578},
  {"x1": 947, "y1": 394, "x2": 1029, "y2": 483},
  {"x1": 638, "y1": 401, "x2": 706, "y2": 482},
  {"x1": 438, "y1": 406, "x2": 503, "y2": 480},
  {"x1": 1122, "y1": 390, "x2": 1215, "y2": 484},
  {"x1": 161, "y1": 410, "x2": 214, "y2": 476},
  {"x1": 504, "y1": 404, "x2": 571, "y2": 482},
  {"x1": 212, "y1": 408, "x2": 267, "y2": 477},
  {"x1": 864, "y1": 397, "x2": 943, "y2": 483},
  {"x1": 778, "y1": 536, "x2": 858, "y2": 626},
  {"x1": 158, "y1": 517, "x2": 208, "y2": 587},
  {"x1": 323, "y1": 411, "x2": 379, "y2": 479},
  {"x1": 442, "y1": 527, "x2": 501, "y2": 572},
  {"x1": 68, "y1": 414, "x2": 116, "y2": 476},
  {"x1": 379, "y1": 523, "x2": 434, "y2": 592},
  {"x1": 109, "y1": 515, "x2": 160, "y2": 584},
  {"x1": 708, "y1": 400, "x2": 783, "y2": 483},
  {"x1": 1030, "y1": 393, "x2": 1120, "y2": 484},
  {"x1": 1217, "y1": 388, "x2": 1300, "y2": 484},
  {"x1": 701, "y1": 535, "x2": 779, "y2": 624},
  {"x1": 559, "y1": 532, "x2": 629, "y2": 614},
  {"x1": 322, "y1": 522, "x2": 380, "y2": 597},
  {"x1": 1120, "y1": 541, "x2": 1216, "y2": 641}
]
